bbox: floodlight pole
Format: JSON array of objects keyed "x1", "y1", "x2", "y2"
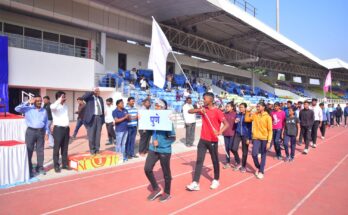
[{"x1": 276, "y1": 0, "x2": 280, "y2": 32}]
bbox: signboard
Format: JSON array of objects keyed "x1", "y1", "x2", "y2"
[{"x1": 138, "y1": 110, "x2": 173, "y2": 131}]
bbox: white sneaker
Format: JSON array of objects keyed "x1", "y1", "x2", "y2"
[
  {"x1": 210, "y1": 180, "x2": 220, "y2": 190},
  {"x1": 313, "y1": 144, "x2": 317, "y2": 148},
  {"x1": 254, "y1": 171, "x2": 259, "y2": 177},
  {"x1": 303, "y1": 149, "x2": 309, "y2": 154},
  {"x1": 186, "y1": 181, "x2": 200, "y2": 191},
  {"x1": 258, "y1": 153, "x2": 261, "y2": 159},
  {"x1": 256, "y1": 173, "x2": 264, "y2": 179},
  {"x1": 321, "y1": 136, "x2": 324, "y2": 140}
]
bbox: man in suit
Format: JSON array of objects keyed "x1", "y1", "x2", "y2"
[{"x1": 82, "y1": 87, "x2": 105, "y2": 155}]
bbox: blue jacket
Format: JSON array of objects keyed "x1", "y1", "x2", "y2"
[
  {"x1": 149, "y1": 125, "x2": 176, "y2": 154},
  {"x1": 322, "y1": 108, "x2": 330, "y2": 121},
  {"x1": 235, "y1": 113, "x2": 252, "y2": 139}
]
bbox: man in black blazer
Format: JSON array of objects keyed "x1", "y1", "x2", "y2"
[{"x1": 82, "y1": 87, "x2": 105, "y2": 155}]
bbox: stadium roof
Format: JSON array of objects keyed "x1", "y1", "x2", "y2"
[
  {"x1": 94, "y1": 0, "x2": 334, "y2": 78},
  {"x1": 322, "y1": 58, "x2": 348, "y2": 70}
]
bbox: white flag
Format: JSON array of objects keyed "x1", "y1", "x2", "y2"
[{"x1": 148, "y1": 17, "x2": 172, "y2": 88}]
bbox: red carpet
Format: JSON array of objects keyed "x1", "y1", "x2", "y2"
[
  {"x1": 0, "y1": 113, "x2": 24, "y2": 120},
  {"x1": 0, "y1": 141, "x2": 24, "y2": 147}
]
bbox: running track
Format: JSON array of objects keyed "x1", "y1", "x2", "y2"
[{"x1": 1, "y1": 128, "x2": 348, "y2": 215}]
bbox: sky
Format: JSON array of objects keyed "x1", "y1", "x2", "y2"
[{"x1": 245, "y1": 0, "x2": 348, "y2": 62}]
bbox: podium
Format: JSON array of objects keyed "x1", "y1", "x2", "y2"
[{"x1": 69, "y1": 151, "x2": 120, "y2": 171}]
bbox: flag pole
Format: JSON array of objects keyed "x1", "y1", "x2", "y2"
[{"x1": 170, "y1": 51, "x2": 194, "y2": 93}]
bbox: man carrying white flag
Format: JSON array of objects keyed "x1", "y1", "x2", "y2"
[{"x1": 148, "y1": 17, "x2": 172, "y2": 89}]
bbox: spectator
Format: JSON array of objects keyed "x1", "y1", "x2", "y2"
[
  {"x1": 15, "y1": 95, "x2": 49, "y2": 178},
  {"x1": 140, "y1": 76, "x2": 147, "y2": 91},
  {"x1": 129, "y1": 81, "x2": 136, "y2": 90},
  {"x1": 72, "y1": 97, "x2": 86, "y2": 139},
  {"x1": 130, "y1": 68, "x2": 137, "y2": 82},
  {"x1": 183, "y1": 97, "x2": 196, "y2": 147},
  {"x1": 125, "y1": 97, "x2": 139, "y2": 159},
  {"x1": 43, "y1": 96, "x2": 54, "y2": 148},
  {"x1": 113, "y1": 99, "x2": 129, "y2": 162},
  {"x1": 105, "y1": 98, "x2": 116, "y2": 145},
  {"x1": 176, "y1": 91, "x2": 181, "y2": 101}
]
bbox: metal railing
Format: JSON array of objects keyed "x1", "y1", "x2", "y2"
[
  {"x1": 1, "y1": 32, "x2": 103, "y2": 63},
  {"x1": 230, "y1": 0, "x2": 257, "y2": 17}
]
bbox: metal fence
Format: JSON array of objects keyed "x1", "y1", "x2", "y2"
[
  {"x1": 1, "y1": 32, "x2": 103, "y2": 63},
  {"x1": 230, "y1": 0, "x2": 257, "y2": 17}
]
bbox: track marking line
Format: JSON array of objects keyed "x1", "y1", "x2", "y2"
[
  {"x1": 287, "y1": 153, "x2": 348, "y2": 215},
  {"x1": 40, "y1": 163, "x2": 215, "y2": 215},
  {"x1": 168, "y1": 129, "x2": 347, "y2": 215},
  {"x1": 0, "y1": 151, "x2": 199, "y2": 197}
]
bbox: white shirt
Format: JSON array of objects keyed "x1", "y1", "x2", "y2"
[
  {"x1": 183, "y1": 90, "x2": 190, "y2": 97},
  {"x1": 183, "y1": 103, "x2": 196, "y2": 124},
  {"x1": 94, "y1": 96, "x2": 102, "y2": 115},
  {"x1": 50, "y1": 99, "x2": 69, "y2": 127},
  {"x1": 310, "y1": 104, "x2": 323, "y2": 121},
  {"x1": 105, "y1": 104, "x2": 115, "y2": 123},
  {"x1": 140, "y1": 79, "x2": 147, "y2": 88}
]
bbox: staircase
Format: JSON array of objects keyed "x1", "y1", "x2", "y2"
[{"x1": 172, "y1": 113, "x2": 202, "y2": 129}]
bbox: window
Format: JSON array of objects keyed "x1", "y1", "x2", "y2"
[
  {"x1": 24, "y1": 28, "x2": 42, "y2": 38},
  {"x1": 277, "y1": 73, "x2": 286, "y2": 81},
  {"x1": 75, "y1": 38, "x2": 88, "y2": 47},
  {"x1": 4, "y1": 23, "x2": 23, "y2": 35},
  {"x1": 293, "y1": 76, "x2": 302, "y2": 83},
  {"x1": 60, "y1": 35, "x2": 74, "y2": 45},
  {"x1": 43, "y1": 32, "x2": 59, "y2": 42},
  {"x1": 118, "y1": 53, "x2": 127, "y2": 70},
  {"x1": 309, "y1": 78, "x2": 320, "y2": 85}
]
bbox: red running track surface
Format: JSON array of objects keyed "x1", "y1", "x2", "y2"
[{"x1": 0, "y1": 127, "x2": 348, "y2": 215}]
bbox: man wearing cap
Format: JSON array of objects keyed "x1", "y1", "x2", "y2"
[
  {"x1": 309, "y1": 98, "x2": 322, "y2": 148},
  {"x1": 183, "y1": 97, "x2": 196, "y2": 147}
]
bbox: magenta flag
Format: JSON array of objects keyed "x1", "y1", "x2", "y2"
[{"x1": 323, "y1": 70, "x2": 332, "y2": 92}]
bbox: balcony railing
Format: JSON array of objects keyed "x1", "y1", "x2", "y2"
[
  {"x1": 230, "y1": 0, "x2": 257, "y2": 17},
  {"x1": 0, "y1": 32, "x2": 103, "y2": 63}
]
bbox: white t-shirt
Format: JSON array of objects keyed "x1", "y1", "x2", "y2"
[
  {"x1": 105, "y1": 104, "x2": 115, "y2": 123},
  {"x1": 183, "y1": 103, "x2": 196, "y2": 124},
  {"x1": 310, "y1": 104, "x2": 323, "y2": 121}
]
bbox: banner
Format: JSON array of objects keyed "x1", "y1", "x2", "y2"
[
  {"x1": 138, "y1": 110, "x2": 173, "y2": 131},
  {"x1": 0, "y1": 36, "x2": 9, "y2": 113}
]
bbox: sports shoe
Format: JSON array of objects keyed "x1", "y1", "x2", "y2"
[
  {"x1": 258, "y1": 153, "x2": 261, "y2": 159},
  {"x1": 159, "y1": 193, "x2": 171, "y2": 202},
  {"x1": 254, "y1": 170, "x2": 259, "y2": 177},
  {"x1": 303, "y1": 149, "x2": 309, "y2": 154},
  {"x1": 289, "y1": 158, "x2": 294, "y2": 162},
  {"x1": 186, "y1": 181, "x2": 200, "y2": 191},
  {"x1": 240, "y1": 167, "x2": 246, "y2": 173},
  {"x1": 276, "y1": 156, "x2": 282, "y2": 161},
  {"x1": 313, "y1": 144, "x2": 317, "y2": 148},
  {"x1": 285, "y1": 157, "x2": 290, "y2": 162},
  {"x1": 321, "y1": 136, "x2": 325, "y2": 140},
  {"x1": 210, "y1": 180, "x2": 220, "y2": 190},
  {"x1": 223, "y1": 163, "x2": 231, "y2": 169},
  {"x1": 233, "y1": 164, "x2": 241, "y2": 171},
  {"x1": 256, "y1": 173, "x2": 264, "y2": 179},
  {"x1": 147, "y1": 188, "x2": 162, "y2": 201}
]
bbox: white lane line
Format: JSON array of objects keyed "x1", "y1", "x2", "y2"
[
  {"x1": 288, "y1": 153, "x2": 348, "y2": 215},
  {"x1": 40, "y1": 163, "x2": 215, "y2": 215},
  {"x1": 0, "y1": 151, "x2": 198, "y2": 196},
  {"x1": 169, "y1": 129, "x2": 348, "y2": 215}
]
